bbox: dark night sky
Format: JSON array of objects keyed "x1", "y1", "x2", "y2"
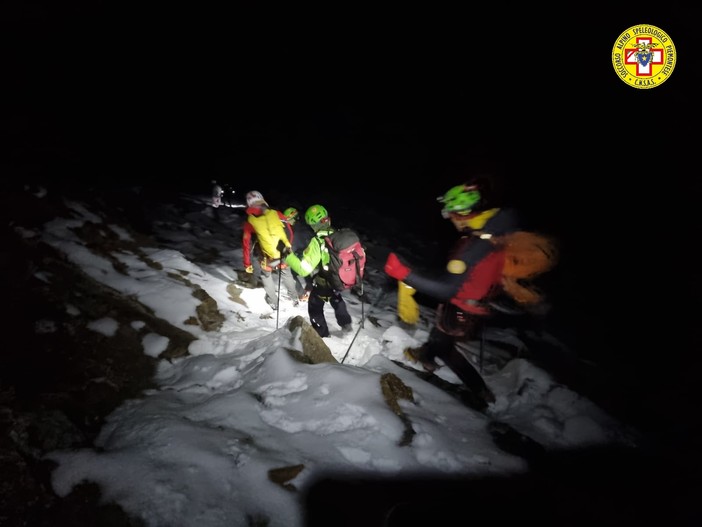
[
  {"x1": 5, "y1": 4, "x2": 697, "y2": 191},
  {"x1": 3, "y1": 4, "x2": 700, "y2": 361}
]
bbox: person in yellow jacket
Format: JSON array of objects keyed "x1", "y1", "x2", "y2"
[{"x1": 242, "y1": 190, "x2": 298, "y2": 310}]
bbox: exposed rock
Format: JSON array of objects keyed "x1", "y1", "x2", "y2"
[
  {"x1": 379, "y1": 373, "x2": 416, "y2": 446},
  {"x1": 268, "y1": 464, "x2": 305, "y2": 492},
  {"x1": 380, "y1": 373, "x2": 414, "y2": 413},
  {"x1": 192, "y1": 287, "x2": 225, "y2": 332},
  {"x1": 286, "y1": 316, "x2": 338, "y2": 364},
  {"x1": 283, "y1": 347, "x2": 314, "y2": 365},
  {"x1": 226, "y1": 282, "x2": 248, "y2": 306}
]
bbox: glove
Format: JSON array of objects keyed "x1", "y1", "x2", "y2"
[
  {"x1": 280, "y1": 246, "x2": 291, "y2": 258},
  {"x1": 284, "y1": 251, "x2": 299, "y2": 266},
  {"x1": 245, "y1": 265, "x2": 254, "y2": 274},
  {"x1": 397, "y1": 281, "x2": 419, "y2": 325},
  {"x1": 384, "y1": 252, "x2": 411, "y2": 281},
  {"x1": 277, "y1": 239, "x2": 291, "y2": 254}
]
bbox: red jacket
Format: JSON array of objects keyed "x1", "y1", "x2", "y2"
[{"x1": 403, "y1": 208, "x2": 518, "y2": 315}]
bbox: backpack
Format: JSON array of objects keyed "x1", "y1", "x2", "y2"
[
  {"x1": 491, "y1": 231, "x2": 559, "y2": 306},
  {"x1": 321, "y1": 228, "x2": 366, "y2": 291}
]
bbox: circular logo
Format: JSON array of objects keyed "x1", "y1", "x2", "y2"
[{"x1": 611, "y1": 24, "x2": 676, "y2": 89}]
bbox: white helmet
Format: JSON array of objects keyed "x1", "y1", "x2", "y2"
[{"x1": 246, "y1": 190, "x2": 266, "y2": 207}]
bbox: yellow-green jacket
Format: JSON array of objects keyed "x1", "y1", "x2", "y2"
[{"x1": 285, "y1": 228, "x2": 333, "y2": 282}]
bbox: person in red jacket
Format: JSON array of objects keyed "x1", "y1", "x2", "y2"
[
  {"x1": 242, "y1": 190, "x2": 298, "y2": 310},
  {"x1": 384, "y1": 178, "x2": 520, "y2": 410}
]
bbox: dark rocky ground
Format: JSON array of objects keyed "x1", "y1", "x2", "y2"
[{"x1": 0, "y1": 186, "x2": 203, "y2": 526}]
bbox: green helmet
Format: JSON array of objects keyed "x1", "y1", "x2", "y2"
[
  {"x1": 438, "y1": 184, "x2": 481, "y2": 218},
  {"x1": 283, "y1": 207, "x2": 299, "y2": 222},
  {"x1": 305, "y1": 204, "x2": 329, "y2": 228}
]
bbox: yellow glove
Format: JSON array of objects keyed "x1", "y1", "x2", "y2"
[
  {"x1": 245, "y1": 265, "x2": 254, "y2": 274},
  {"x1": 397, "y1": 281, "x2": 419, "y2": 324}
]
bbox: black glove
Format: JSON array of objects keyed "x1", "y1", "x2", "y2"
[{"x1": 280, "y1": 246, "x2": 291, "y2": 258}]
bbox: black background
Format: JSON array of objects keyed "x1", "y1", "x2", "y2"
[{"x1": 4, "y1": 4, "x2": 697, "y2": 192}]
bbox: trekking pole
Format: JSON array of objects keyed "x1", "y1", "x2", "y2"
[
  {"x1": 479, "y1": 326, "x2": 485, "y2": 373},
  {"x1": 276, "y1": 264, "x2": 282, "y2": 329},
  {"x1": 359, "y1": 279, "x2": 365, "y2": 329},
  {"x1": 341, "y1": 279, "x2": 389, "y2": 364},
  {"x1": 352, "y1": 255, "x2": 365, "y2": 328}
]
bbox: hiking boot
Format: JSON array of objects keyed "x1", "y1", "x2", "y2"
[
  {"x1": 403, "y1": 347, "x2": 439, "y2": 373},
  {"x1": 341, "y1": 324, "x2": 353, "y2": 334}
]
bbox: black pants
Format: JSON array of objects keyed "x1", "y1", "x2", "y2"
[
  {"x1": 308, "y1": 282, "x2": 351, "y2": 338},
  {"x1": 422, "y1": 324, "x2": 490, "y2": 398}
]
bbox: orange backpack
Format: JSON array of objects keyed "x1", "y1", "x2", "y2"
[{"x1": 491, "y1": 231, "x2": 559, "y2": 305}]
